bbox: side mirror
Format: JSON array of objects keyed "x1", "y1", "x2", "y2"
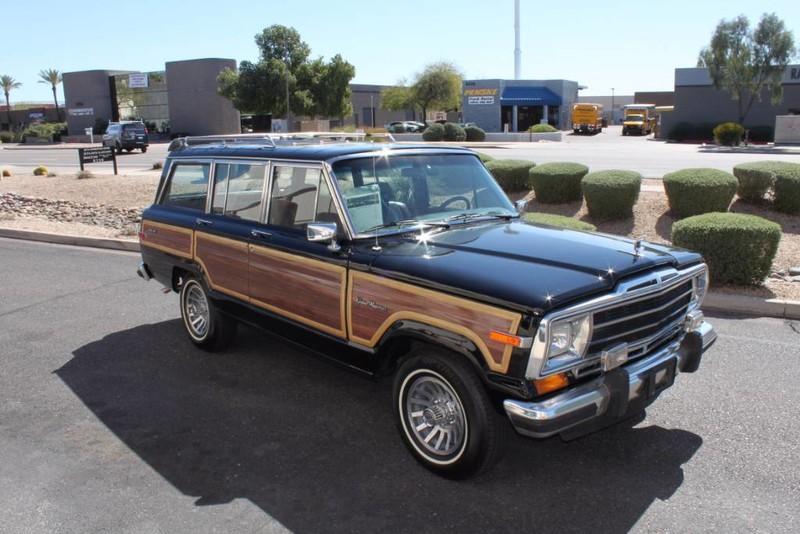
[
  {"x1": 515, "y1": 199, "x2": 528, "y2": 214},
  {"x1": 307, "y1": 222, "x2": 341, "y2": 252}
]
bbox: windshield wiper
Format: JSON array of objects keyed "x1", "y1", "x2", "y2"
[
  {"x1": 445, "y1": 211, "x2": 517, "y2": 223},
  {"x1": 361, "y1": 219, "x2": 450, "y2": 234}
]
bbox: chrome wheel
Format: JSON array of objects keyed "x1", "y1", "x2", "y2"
[
  {"x1": 183, "y1": 281, "x2": 209, "y2": 340},
  {"x1": 403, "y1": 371, "x2": 467, "y2": 460}
]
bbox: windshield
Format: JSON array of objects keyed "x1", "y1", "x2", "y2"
[
  {"x1": 330, "y1": 154, "x2": 516, "y2": 235},
  {"x1": 624, "y1": 114, "x2": 644, "y2": 122}
]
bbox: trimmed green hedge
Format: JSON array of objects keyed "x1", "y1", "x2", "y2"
[
  {"x1": 475, "y1": 151, "x2": 494, "y2": 163},
  {"x1": 523, "y1": 212, "x2": 596, "y2": 231},
  {"x1": 529, "y1": 162, "x2": 590, "y2": 203},
  {"x1": 662, "y1": 168, "x2": 737, "y2": 217},
  {"x1": 581, "y1": 170, "x2": 642, "y2": 220},
  {"x1": 773, "y1": 164, "x2": 800, "y2": 214},
  {"x1": 422, "y1": 123, "x2": 445, "y2": 141},
  {"x1": 484, "y1": 159, "x2": 536, "y2": 192},
  {"x1": 732, "y1": 162, "x2": 776, "y2": 202},
  {"x1": 443, "y1": 122, "x2": 466, "y2": 142},
  {"x1": 529, "y1": 124, "x2": 558, "y2": 133},
  {"x1": 464, "y1": 125, "x2": 486, "y2": 141},
  {"x1": 672, "y1": 213, "x2": 781, "y2": 285}
]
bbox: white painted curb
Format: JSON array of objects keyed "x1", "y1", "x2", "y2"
[{"x1": 0, "y1": 228, "x2": 139, "y2": 252}]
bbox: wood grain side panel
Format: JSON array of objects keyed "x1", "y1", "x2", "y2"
[
  {"x1": 348, "y1": 272, "x2": 522, "y2": 373},
  {"x1": 249, "y1": 245, "x2": 346, "y2": 338},
  {"x1": 194, "y1": 232, "x2": 249, "y2": 300},
  {"x1": 140, "y1": 221, "x2": 193, "y2": 259}
]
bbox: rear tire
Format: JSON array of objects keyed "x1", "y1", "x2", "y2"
[
  {"x1": 179, "y1": 277, "x2": 236, "y2": 351},
  {"x1": 141, "y1": 147, "x2": 147, "y2": 153},
  {"x1": 393, "y1": 347, "x2": 505, "y2": 478}
]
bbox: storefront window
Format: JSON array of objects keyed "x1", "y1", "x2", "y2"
[{"x1": 113, "y1": 72, "x2": 170, "y2": 133}]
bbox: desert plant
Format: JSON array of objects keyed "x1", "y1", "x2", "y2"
[
  {"x1": 581, "y1": 170, "x2": 642, "y2": 220},
  {"x1": 152, "y1": 161, "x2": 163, "y2": 170},
  {"x1": 442, "y1": 122, "x2": 466, "y2": 142},
  {"x1": 422, "y1": 123, "x2": 445, "y2": 141},
  {"x1": 713, "y1": 122, "x2": 745, "y2": 146},
  {"x1": 464, "y1": 125, "x2": 486, "y2": 141},
  {"x1": 33, "y1": 166, "x2": 48, "y2": 176},
  {"x1": 529, "y1": 162, "x2": 590, "y2": 203},
  {"x1": 76, "y1": 170, "x2": 94, "y2": 179},
  {"x1": 529, "y1": 124, "x2": 558, "y2": 133},
  {"x1": 2, "y1": 169, "x2": 10, "y2": 177},
  {"x1": 746, "y1": 126, "x2": 773, "y2": 143},
  {"x1": 523, "y1": 212, "x2": 596, "y2": 232},
  {"x1": 484, "y1": 159, "x2": 536, "y2": 192},
  {"x1": 672, "y1": 212, "x2": 780, "y2": 285},
  {"x1": 662, "y1": 168, "x2": 738, "y2": 217}
]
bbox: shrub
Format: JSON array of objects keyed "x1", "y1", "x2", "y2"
[
  {"x1": 747, "y1": 126, "x2": 773, "y2": 143},
  {"x1": 732, "y1": 162, "x2": 777, "y2": 202},
  {"x1": 443, "y1": 122, "x2": 466, "y2": 142},
  {"x1": 668, "y1": 122, "x2": 716, "y2": 142},
  {"x1": 0, "y1": 131, "x2": 14, "y2": 143},
  {"x1": 22, "y1": 122, "x2": 67, "y2": 142},
  {"x1": 529, "y1": 162, "x2": 590, "y2": 203},
  {"x1": 2, "y1": 169, "x2": 10, "y2": 177},
  {"x1": 76, "y1": 170, "x2": 94, "y2": 179},
  {"x1": 662, "y1": 168, "x2": 738, "y2": 217},
  {"x1": 672, "y1": 213, "x2": 780, "y2": 285},
  {"x1": 152, "y1": 161, "x2": 163, "y2": 170},
  {"x1": 529, "y1": 124, "x2": 558, "y2": 133},
  {"x1": 524, "y1": 212, "x2": 596, "y2": 232},
  {"x1": 422, "y1": 123, "x2": 445, "y2": 141},
  {"x1": 773, "y1": 164, "x2": 800, "y2": 214},
  {"x1": 581, "y1": 170, "x2": 642, "y2": 220},
  {"x1": 484, "y1": 159, "x2": 536, "y2": 192},
  {"x1": 464, "y1": 125, "x2": 486, "y2": 141},
  {"x1": 713, "y1": 122, "x2": 745, "y2": 146},
  {"x1": 475, "y1": 151, "x2": 494, "y2": 163},
  {"x1": 33, "y1": 166, "x2": 48, "y2": 176}
]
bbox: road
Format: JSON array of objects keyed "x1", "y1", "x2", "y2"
[
  {"x1": 0, "y1": 238, "x2": 798, "y2": 533},
  {"x1": 2, "y1": 128, "x2": 799, "y2": 178}
]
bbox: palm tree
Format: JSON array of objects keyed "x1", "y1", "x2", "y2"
[
  {"x1": 1, "y1": 75, "x2": 22, "y2": 129},
  {"x1": 38, "y1": 69, "x2": 62, "y2": 121}
]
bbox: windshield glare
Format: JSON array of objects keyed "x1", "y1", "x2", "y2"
[{"x1": 331, "y1": 154, "x2": 515, "y2": 235}]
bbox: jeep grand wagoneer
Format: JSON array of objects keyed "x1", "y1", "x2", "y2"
[{"x1": 137, "y1": 136, "x2": 716, "y2": 477}]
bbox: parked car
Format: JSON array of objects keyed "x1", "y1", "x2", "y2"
[
  {"x1": 386, "y1": 121, "x2": 425, "y2": 133},
  {"x1": 137, "y1": 137, "x2": 716, "y2": 477},
  {"x1": 103, "y1": 121, "x2": 149, "y2": 153}
]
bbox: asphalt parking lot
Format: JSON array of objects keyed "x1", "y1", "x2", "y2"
[
  {"x1": 1, "y1": 238, "x2": 799, "y2": 533},
  {"x1": 2, "y1": 126, "x2": 798, "y2": 178}
]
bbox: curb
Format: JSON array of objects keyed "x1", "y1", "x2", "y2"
[
  {"x1": 704, "y1": 291, "x2": 800, "y2": 320},
  {"x1": 0, "y1": 228, "x2": 139, "y2": 252}
]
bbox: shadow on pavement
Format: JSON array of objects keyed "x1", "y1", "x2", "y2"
[{"x1": 57, "y1": 320, "x2": 702, "y2": 533}]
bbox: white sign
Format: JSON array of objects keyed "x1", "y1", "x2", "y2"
[
  {"x1": 468, "y1": 96, "x2": 495, "y2": 105},
  {"x1": 129, "y1": 73, "x2": 149, "y2": 88},
  {"x1": 68, "y1": 107, "x2": 94, "y2": 116}
]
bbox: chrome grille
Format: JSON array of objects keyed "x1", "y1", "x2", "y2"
[{"x1": 589, "y1": 279, "x2": 693, "y2": 360}]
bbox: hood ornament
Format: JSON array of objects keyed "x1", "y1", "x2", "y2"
[{"x1": 633, "y1": 238, "x2": 644, "y2": 258}]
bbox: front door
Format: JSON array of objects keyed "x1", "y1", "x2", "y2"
[{"x1": 247, "y1": 163, "x2": 348, "y2": 339}]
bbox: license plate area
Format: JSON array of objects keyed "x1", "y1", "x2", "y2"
[{"x1": 643, "y1": 358, "x2": 676, "y2": 399}]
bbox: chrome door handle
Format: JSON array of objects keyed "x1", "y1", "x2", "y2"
[
  {"x1": 251, "y1": 229, "x2": 272, "y2": 239},
  {"x1": 196, "y1": 218, "x2": 213, "y2": 226}
]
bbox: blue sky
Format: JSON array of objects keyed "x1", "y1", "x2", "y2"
[{"x1": 4, "y1": 0, "x2": 799, "y2": 103}]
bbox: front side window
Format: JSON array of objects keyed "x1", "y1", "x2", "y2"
[
  {"x1": 211, "y1": 163, "x2": 267, "y2": 222},
  {"x1": 330, "y1": 154, "x2": 514, "y2": 234},
  {"x1": 267, "y1": 166, "x2": 335, "y2": 230},
  {"x1": 161, "y1": 163, "x2": 209, "y2": 211}
]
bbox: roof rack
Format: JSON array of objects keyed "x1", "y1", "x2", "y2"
[{"x1": 167, "y1": 131, "x2": 394, "y2": 152}]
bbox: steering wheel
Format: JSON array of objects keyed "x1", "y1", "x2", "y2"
[
  {"x1": 285, "y1": 186, "x2": 317, "y2": 202},
  {"x1": 439, "y1": 196, "x2": 471, "y2": 210}
]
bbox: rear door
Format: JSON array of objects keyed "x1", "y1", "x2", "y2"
[{"x1": 247, "y1": 162, "x2": 349, "y2": 339}]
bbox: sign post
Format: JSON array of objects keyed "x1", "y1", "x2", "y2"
[{"x1": 78, "y1": 146, "x2": 117, "y2": 175}]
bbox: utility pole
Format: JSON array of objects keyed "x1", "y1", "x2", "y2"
[
  {"x1": 611, "y1": 87, "x2": 615, "y2": 125},
  {"x1": 514, "y1": 0, "x2": 521, "y2": 79}
]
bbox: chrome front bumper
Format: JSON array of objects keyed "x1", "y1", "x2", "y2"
[{"x1": 503, "y1": 320, "x2": 717, "y2": 439}]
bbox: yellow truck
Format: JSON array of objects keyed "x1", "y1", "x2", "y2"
[
  {"x1": 622, "y1": 104, "x2": 657, "y2": 136},
  {"x1": 571, "y1": 103, "x2": 604, "y2": 134}
]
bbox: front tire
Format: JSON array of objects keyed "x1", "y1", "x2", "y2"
[
  {"x1": 393, "y1": 348, "x2": 505, "y2": 478},
  {"x1": 141, "y1": 147, "x2": 147, "y2": 153},
  {"x1": 179, "y1": 277, "x2": 236, "y2": 351}
]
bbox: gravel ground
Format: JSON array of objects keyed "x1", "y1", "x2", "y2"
[{"x1": 0, "y1": 172, "x2": 159, "y2": 208}]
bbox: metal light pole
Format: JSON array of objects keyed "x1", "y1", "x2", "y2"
[
  {"x1": 285, "y1": 60, "x2": 291, "y2": 132},
  {"x1": 514, "y1": 0, "x2": 521, "y2": 79},
  {"x1": 370, "y1": 94, "x2": 375, "y2": 128},
  {"x1": 611, "y1": 87, "x2": 615, "y2": 125}
]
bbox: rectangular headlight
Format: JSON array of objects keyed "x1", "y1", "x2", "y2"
[
  {"x1": 691, "y1": 266, "x2": 709, "y2": 308},
  {"x1": 541, "y1": 313, "x2": 593, "y2": 374}
]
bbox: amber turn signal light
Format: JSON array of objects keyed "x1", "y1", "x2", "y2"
[
  {"x1": 489, "y1": 330, "x2": 524, "y2": 347},
  {"x1": 533, "y1": 373, "x2": 569, "y2": 395}
]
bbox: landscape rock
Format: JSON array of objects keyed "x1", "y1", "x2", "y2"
[{"x1": 0, "y1": 192, "x2": 141, "y2": 230}]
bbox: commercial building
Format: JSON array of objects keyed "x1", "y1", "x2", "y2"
[
  {"x1": 462, "y1": 79, "x2": 579, "y2": 132},
  {"x1": 63, "y1": 58, "x2": 241, "y2": 137},
  {"x1": 661, "y1": 65, "x2": 800, "y2": 139}
]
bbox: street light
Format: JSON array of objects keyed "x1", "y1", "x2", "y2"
[{"x1": 611, "y1": 87, "x2": 615, "y2": 125}]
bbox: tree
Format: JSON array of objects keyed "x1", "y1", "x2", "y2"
[
  {"x1": 38, "y1": 69, "x2": 62, "y2": 121},
  {"x1": 698, "y1": 13, "x2": 796, "y2": 123},
  {"x1": 1, "y1": 75, "x2": 22, "y2": 129},
  {"x1": 381, "y1": 83, "x2": 417, "y2": 117},
  {"x1": 218, "y1": 25, "x2": 354, "y2": 124},
  {"x1": 411, "y1": 62, "x2": 463, "y2": 122}
]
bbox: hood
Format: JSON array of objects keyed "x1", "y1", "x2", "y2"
[{"x1": 361, "y1": 219, "x2": 701, "y2": 314}]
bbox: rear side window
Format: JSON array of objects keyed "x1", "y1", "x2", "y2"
[
  {"x1": 211, "y1": 163, "x2": 267, "y2": 222},
  {"x1": 161, "y1": 164, "x2": 209, "y2": 211},
  {"x1": 123, "y1": 123, "x2": 146, "y2": 133},
  {"x1": 268, "y1": 166, "x2": 335, "y2": 229}
]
